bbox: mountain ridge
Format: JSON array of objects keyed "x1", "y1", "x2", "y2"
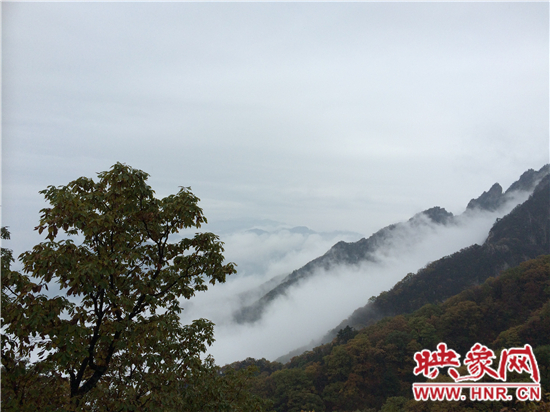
[
  {"x1": 327, "y1": 171, "x2": 550, "y2": 336},
  {"x1": 234, "y1": 164, "x2": 549, "y2": 326}
]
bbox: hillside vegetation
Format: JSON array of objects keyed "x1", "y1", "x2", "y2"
[
  {"x1": 232, "y1": 255, "x2": 550, "y2": 412},
  {"x1": 327, "y1": 173, "x2": 549, "y2": 338}
]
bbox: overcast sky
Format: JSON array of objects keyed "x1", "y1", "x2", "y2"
[{"x1": 2, "y1": 2, "x2": 549, "y2": 259}]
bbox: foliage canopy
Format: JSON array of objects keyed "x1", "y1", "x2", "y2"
[{"x1": 1, "y1": 163, "x2": 269, "y2": 411}]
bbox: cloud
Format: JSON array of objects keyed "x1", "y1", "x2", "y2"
[
  {"x1": 179, "y1": 227, "x2": 361, "y2": 325},
  {"x1": 180, "y1": 191, "x2": 534, "y2": 365}
]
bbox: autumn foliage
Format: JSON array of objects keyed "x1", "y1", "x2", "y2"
[{"x1": 241, "y1": 255, "x2": 550, "y2": 412}]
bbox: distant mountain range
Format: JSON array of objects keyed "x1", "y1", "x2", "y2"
[{"x1": 234, "y1": 165, "x2": 549, "y2": 330}]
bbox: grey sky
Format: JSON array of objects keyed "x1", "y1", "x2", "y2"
[{"x1": 2, "y1": 2, "x2": 549, "y2": 259}]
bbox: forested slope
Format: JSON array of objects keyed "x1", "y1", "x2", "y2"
[
  {"x1": 234, "y1": 254, "x2": 550, "y2": 412},
  {"x1": 328, "y1": 173, "x2": 550, "y2": 335}
]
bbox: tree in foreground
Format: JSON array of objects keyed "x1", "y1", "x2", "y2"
[{"x1": 1, "y1": 163, "x2": 265, "y2": 411}]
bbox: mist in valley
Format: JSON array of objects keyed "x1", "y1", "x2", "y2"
[{"x1": 179, "y1": 189, "x2": 534, "y2": 366}]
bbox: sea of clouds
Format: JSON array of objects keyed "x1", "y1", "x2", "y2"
[{"x1": 179, "y1": 190, "x2": 533, "y2": 366}]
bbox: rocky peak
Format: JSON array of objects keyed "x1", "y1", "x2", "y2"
[
  {"x1": 466, "y1": 183, "x2": 503, "y2": 212},
  {"x1": 466, "y1": 164, "x2": 549, "y2": 213},
  {"x1": 505, "y1": 164, "x2": 550, "y2": 194},
  {"x1": 417, "y1": 206, "x2": 454, "y2": 224}
]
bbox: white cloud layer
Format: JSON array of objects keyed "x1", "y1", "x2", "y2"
[{"x1": 180, "y1": 191, "x2": 532, "y2": 365}]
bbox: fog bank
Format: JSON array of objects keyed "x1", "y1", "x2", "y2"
[{"x1": 179, "y1": 191, "x2": 531, "y2": 365}]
